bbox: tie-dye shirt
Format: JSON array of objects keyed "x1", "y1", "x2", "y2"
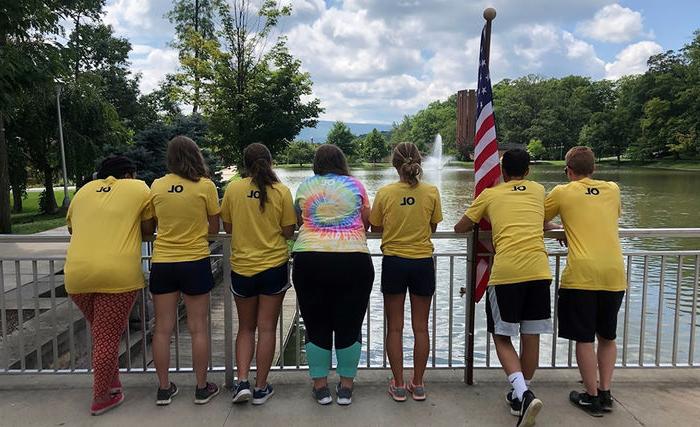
[{"x1": 293, "y1": 174, "x2": 370, "y2": 253}]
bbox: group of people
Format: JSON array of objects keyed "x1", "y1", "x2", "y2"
[
  {"x1": 454, "y1": 146, "x2": 625, "y2": 426},
  {"x1": 63, "y1": 136, "x2": 624, "y2": 427}
]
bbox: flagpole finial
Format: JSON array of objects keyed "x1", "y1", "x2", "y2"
[{"x1": 483, "y1": 7, "x2": 496, "y2": 21}]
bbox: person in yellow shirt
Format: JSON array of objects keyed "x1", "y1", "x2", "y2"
[
  {"x1": 221, "y1": 143, "x2": 297, "y2": 405},
  {"x1": 149, "y1": 136, "x2": 221, "y2": 406},
  {"x1": 369, "y1": 142, "x2": 442, "y2": 402},
  {"x1": 64, "y1": 155, "x2": 154, "y2": 415},
  {"x1": 454, "y1": 149, "x2": 551, "y2": 427},
  {"x1": 545, "y1": 146, "x2": 625, "y2": 417}
]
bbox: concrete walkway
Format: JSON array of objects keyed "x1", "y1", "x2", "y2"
[{"x1": 1, "y1": 369, "x2": 698, "y2": 426}]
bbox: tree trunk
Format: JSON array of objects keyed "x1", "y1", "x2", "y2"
[
  {"x1": 0, "y1": 111, "x2": 11, "y2": 232},
  {"x1": 11, "y1": 183, "x2": 22, "y2": 213},
  {"x1": 193, "y1": 0, "x2": 200, "y2": 114},
  {"x1": 42, "y1": 166, "x2": 58, "y2": 214}
]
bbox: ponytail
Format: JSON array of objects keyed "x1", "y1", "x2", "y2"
[
  {"x1": 391, "y1": 142, "x2": 422, "y2": 187},
  {"x1": 243, "y1": 143, "x2": 279, "y2": 211}
]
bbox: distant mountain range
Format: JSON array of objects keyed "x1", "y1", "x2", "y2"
[{"x1": 297, "y1": 120, "x2": 392, "y2": 143}]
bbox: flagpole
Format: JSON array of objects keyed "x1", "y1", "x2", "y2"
[
  {"x1": 483, "y1": 7, "x2": 496, "y2": 66},
  {"x1": 465, "y1": 5, "x2": 497, "y2": 387}
]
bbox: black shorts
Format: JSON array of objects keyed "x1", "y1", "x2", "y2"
[
  {"x1": 381, "y1": 256, "x2": 435, "y2": 297},
  {"x1": 149, "y1": 257, "x2": 214, "y2": 296},
  {"x1": 485, "y1": 280, "x2": 552, "y2": 336},
  {"x1": 558, "y1": 289, "x2": 625, "y2": 343},
  {"x1": 231, "y1": 263, "x2": 290, "y2": 298}
]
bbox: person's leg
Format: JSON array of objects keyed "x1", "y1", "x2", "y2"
[
  {"x1": 151, "y1": 292, "x2": 179, "y2": 389},
  {"x1": 384, "y1": 293, "x2": 406, "y2": 386},
  {"x1": 576, "y1": 342, "x2": 598, "y2": 395},
  {"x1": 409, "y1": 293, "x2": 432, "y2": 386},
  {"x1": 183, "y1": 292, "x2": 210, "y2": 388},
  {"x1": 519, "y1": 334, "x2": 540, "y2": 381},
  {"x1": 70, "y1": 293, "x2": 95, "y2": 324},
  {"x1": 596, "y1": 290, "x2": 624, "y2": 393},
  {"x1": 234, "y1": 295, "x2": 258, "y2": 383},
  {"x1": 91, "y1": 291, "x2": 137, "y2": 402},
  {"x1": 255, "y1": 292, "x2": 285, "y2": 388},
  {"x1": 334, "y1": 253, "x2": 374, "y2": 390},
  {"x1": 597, "y1": 337, "x2": 616, "y2": 391},
  {"x1": 293, "y1": 253, "x2": 333, "y2": 390},
  {"x1": 486, "y1": 286, "x2": 527, "y2": 399}
]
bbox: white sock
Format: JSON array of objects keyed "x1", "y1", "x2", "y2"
[
  {"x1": 525, "y1": 379, "x2": 532, "y2": 387},
  {"x1": 508, "y1": 372, "x2": 528, "y2": 401}
]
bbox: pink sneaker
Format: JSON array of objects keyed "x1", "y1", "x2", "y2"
[
  {"x1": 407, "y1": 381, "x2": 427, "y2": 401},
  {"x1": 388, "y1": 379, "x2": 407, "y2": 402},
  {"x1": 91, "y1": 392, "x2": 125, "y2": 416}
]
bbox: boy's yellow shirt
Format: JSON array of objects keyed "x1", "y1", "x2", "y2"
[
  {"x1": 65, "y1": 177, "x2": 153, "y2": 294},
  {"x1": 220, "y1": 177, "x2": 297, "y2": 277},
  {"x1": 465, "y1": 179, "x2": 551, "y2": 285},
  {"x1": 150, "y1": 174, "x2": 221, "y2": 263},
  {"x1": 369, "y1": 181, "x2": 443, "y2": 259},
  {"x1": 545, "y1": 177, "x2": 626, "y2": 291}
]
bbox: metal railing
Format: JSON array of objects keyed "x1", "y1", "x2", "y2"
[{"x1": 1, "y1": 229, "x2": 699, "y2": 388}]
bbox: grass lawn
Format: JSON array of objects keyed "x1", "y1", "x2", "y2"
[{"x1": 10, "y1": 190, "x2": 75, "y2": 234}]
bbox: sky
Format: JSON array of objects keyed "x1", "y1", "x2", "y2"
[{"x1": 104, "y1": 0, "x2": 700, "y2": 124}]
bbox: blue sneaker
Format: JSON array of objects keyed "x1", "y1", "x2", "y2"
[
  {"x1": 232, "y1": 380, "x2": 252, "y2": 404},
  {"x1": 252, "y1": 384, "x2": 274, "y2": 405}
]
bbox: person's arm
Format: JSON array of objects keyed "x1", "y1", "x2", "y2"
[
  {"x1": 68, "y1": 227, "x2": 72, "y2": 235},
  {"x1": 141, "y1": 218, "x2": 156, "y2": 237},
  {"x1": 223, "y1": 222, "x2": 232, "y2": 234},
  {"x1": 208, "y1": 215, "x2": 220, "y2": 235},
  {"x1": 453, "y1": 215, "x2": 475, "y2": 233},
  {"x1": 361, "y1": 205, "x2": 370, "y2": 231},
  {"x1": 281, "y1": 225, "x2": 295, "y2": 240},
  {"x1": 368, "y1": 190, "x2": 384, "y2": 233},
  {"x1": 431, "y1": 223, "x2": 438, "y2": 233}
]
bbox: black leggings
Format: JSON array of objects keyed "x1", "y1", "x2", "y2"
[{"x1": 292, "y1": 252, "x2": 374, "y2": 350}]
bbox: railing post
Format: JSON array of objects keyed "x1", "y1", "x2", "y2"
[
  {"x1": 223, "y1": 236, "x2": 234, "y2": 389},
  {"x1": 465, "y1": 226, "x2": 478, "y2": 385}
]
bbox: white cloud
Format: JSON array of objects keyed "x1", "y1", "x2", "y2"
[
  {"x1": 105, "y1": 0, "x2": 668, "y2": 122},
  {"x1": 129, "y1": 46, "x2": 179, "y2": 93},
  {"x1": 604, "y1": 41, "x2": 663, "y2": 79},
  {"x1": 577, "y1": 4, "x2": 646, "y2": 43}
]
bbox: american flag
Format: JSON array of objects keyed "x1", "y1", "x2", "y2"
[{"x1": 473, "y1": 24, "x2": 501, "y2": 303}]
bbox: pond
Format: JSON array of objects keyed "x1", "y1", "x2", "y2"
[{"x1": 276, "y1": 164, "x2": 700, "y2": 367}]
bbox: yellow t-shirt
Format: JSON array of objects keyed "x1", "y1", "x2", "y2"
[
  {"x1": 220, "y1": 177, "x2": 297, "y2": 276},
  {"x1": 465, "y1": 179, "x2": 552, "y2": 285},
  {"x1": 64, "y1": 177, "x2": 153, "y2": 294},
  {"x1": 545, "y1": 178, "x2": 626, "y2": 291},
  {"x1": 369, "y1": 181, "x2": 443, "y2": 259},
  {"x1": 150, "y1": 174, "x2": 220, "y2": 263}
]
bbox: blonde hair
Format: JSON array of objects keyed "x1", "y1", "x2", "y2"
[{"x1": 392, "y1": 142, "x2": 422, "y2": 187}]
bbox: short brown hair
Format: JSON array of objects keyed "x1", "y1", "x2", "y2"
[
  {"x1": 313, "y1": 144, "x2": 350, "y2": 176},
  {"x1": 166, "y1": 135, "x2": 210, "y2": 182},
  {"x1": 392, "y1": 142, "x2": 422, "y2": 187},
  {"x1": 565, "y1": 146, "x2": 595, "y2": 176}
]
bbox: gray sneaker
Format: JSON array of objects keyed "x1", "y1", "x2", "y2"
[
  {"x1": 336, "y1": 383, "x2": 353, "y2": 405},
  {"x1": 312, "y1": 386, "x2": 332, "y2": 405},
  {"x1": 194, "y1": 382, "x2": 220, "y2": 405},
  {"x1": 407, "y1": 381, "x2": 426, "y2": 401},
  {"x1": 156, "y1": 382, "x2": 178, "y2": 406}
]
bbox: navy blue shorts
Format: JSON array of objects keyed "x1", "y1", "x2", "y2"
[
  {"x1": 381, "y1": 256, "x2": 435, "y2": 297},
  {"x1": 231, "y1": 263, "x2": 290, "y2": 298},
  {"x1": 149, "y1": 257, "x2": 214, "y2": 296}
]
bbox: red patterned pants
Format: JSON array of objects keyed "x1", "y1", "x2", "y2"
[{"x1": 70, "y1": 291, "x2": 138, "y2": 400}]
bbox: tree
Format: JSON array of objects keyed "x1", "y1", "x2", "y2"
[
  {"x1": 667, "y1": 130, "x2": 698, "y2": 159},
  {"x1": 526, "y1": 139, "x2": 546, "y2": 160},
  {"x1": 283, "y1": 140, "x2": 315, "y2": 166},
  {"x1": 167, "y1": 0, "x2": 217, "y2": 113},
  {"x1": 362, "y1": 129, "x2": 388, "y2": 163},
  {"x1": 326, "y1": 121, "x2": 355, "y2": 156},
  {"x1": 205, "y1": 1, "x2": 322, "y2": 167},
  {"x1": 0, "y1": 0, "x2": 76, "y2": 231}
]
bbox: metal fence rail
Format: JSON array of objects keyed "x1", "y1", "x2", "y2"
[{"x1": 1, "y1": 229, "x2": 699, "y2": 388}]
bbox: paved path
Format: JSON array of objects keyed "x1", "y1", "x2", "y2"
[{"x1": 1, "y1": 369, "x2": 697, "y2": 426}]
